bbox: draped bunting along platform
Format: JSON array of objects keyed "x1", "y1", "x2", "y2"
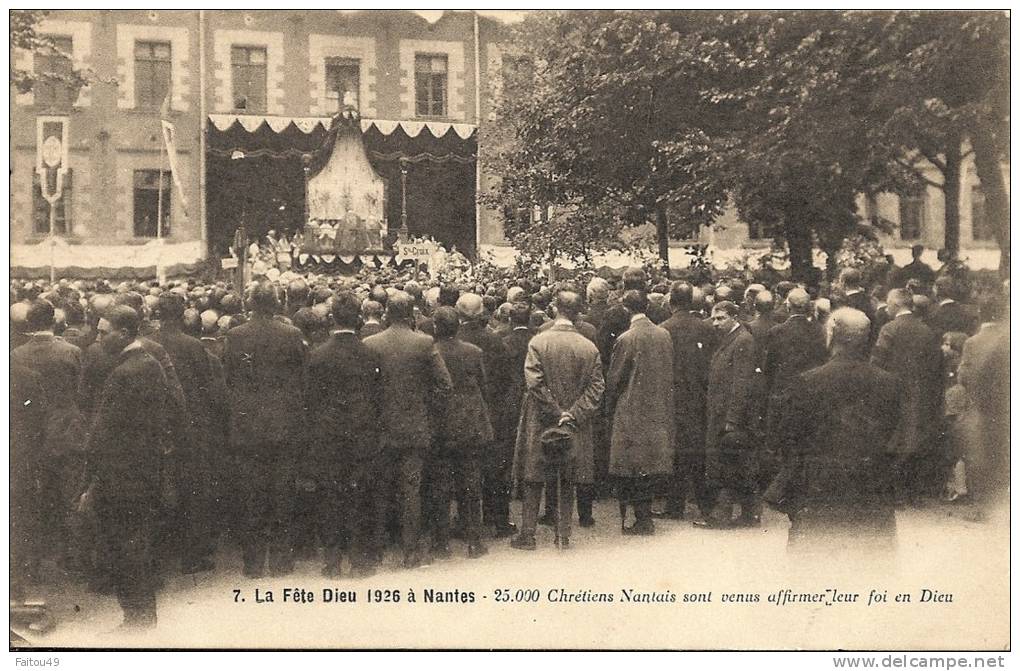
[{"x1": 206, "y1": 113, "x2": 478, "y2": 261}]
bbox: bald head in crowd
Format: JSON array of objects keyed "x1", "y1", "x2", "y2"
[
  {"x1": 554, "y1": 291, "x2": 583, "y2": 321},
  {"x1": 386, "y1": 290, "x2": 415, "y2": 323},
  {"x1": 828, "y1": 307, "x2": 871, "y2": 356},
  {"x1": 787, "y1": 287, "x2": 812, "y2": 315},
  {"x1": 587, "y1": 277, "x2": 610, "y2": 305},
  {"x1": 754, "y1": 290, "x2": 774, "y2": 315}
]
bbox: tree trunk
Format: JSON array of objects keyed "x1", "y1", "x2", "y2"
[
  {"x1": 655, "y1": 204, "x2": 670, "y2": 275},
  {"x1": 970, "y1": 124, "x2": 1011, "y2": 278},
  {"x1": 785, "y1": 222, "x2": 814, "y2": 285},
  {"x1": 942, "y1": 135, "x2": 962, "y2": 259}
]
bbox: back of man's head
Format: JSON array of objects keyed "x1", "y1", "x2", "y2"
[
  {"x1": 510, "y1": 301, "x2": 531, "y2": 327},
  {"x1": 292, "y1": 307, "x2": 321, "y2": 339},
  {"x1": 839, "y1": 267, "x2": 863, "y2": 289},
  {"x1": 456, "y1": 293, "x2": 485, "y2": 321},
  {"x1": 886, "y1": 288, "x2": 913, "y2": 315},
  {"x1": 362, "y1": 299, "x2": 384, "y2": 321},
  {"x1": 787, "y1": 287, "x2": 811, "y2": 315},
  {"x1": 433, "y1": 306, "x2": 460, "y2": 339},
  {"x1": 587, "y1": 277, "x2": 610, "y2": 304},
  {"x1": 712, "y1": 300, "x2": 740, "y2": 319},
  {"x1": 755, "y1": 290, "x2": 774, "y2": 315},
  {"x1": 106, "y1": 304, "x2": 141, "y2": 338},
  {"x1": 829, "y1": 307, "x2": 871, "y2": 353},
  {"x1": 669, "y1": 281, "x2": 694, "y2": 311},
  {"x1": 622, "y1": 267, "x2": 647, "y2": 291},
  {"x1": 621, "y1": 289, "x2": 648, "y2": 315},
  {"x1": 555, "y1": 291, "x2": 583, "y2": 321},
  {"x1": 183, "y1": 308, "x2": 202, "y2": 337},
  {"x1": 26, "y1": 299, "x2": 55, "y2": 332},
  {"x1": 774, "y1": 281, "x2": 796, "y2": 300},
  {"x1": 249, "y1": 283, "x2": 280, "y2": 315},
  {"x1": 115, "y1": 291, "x2": 145, "y2": 316},
  {"x1": 158, "y1": 292, "x2": 186, "y2": 323},
  {"x1": 287, "y1": 278, "x2": 309, "y2": 307},
  {"x1": 386, "y1": 291, "x2": 414, "y2": 323},
  {"x1": 370, "y1": 285, "x2": 389, "y2": 306},
  {"x1": 438, "y1": 285, "x2": 461, "y2": 307},
  {"x1": 331, "y1": 292, "x2": 361, "y2": 330},
  {"x1": 934, "y1": 276, "x2": 958, "y2": 301},
  {"x1": 911, "y1": 244, "x2": 925, "y2": 260}
]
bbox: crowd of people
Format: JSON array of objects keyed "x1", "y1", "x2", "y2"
[{"x1": 9, "y1": 246, "x2": 1010, "y2": 630}]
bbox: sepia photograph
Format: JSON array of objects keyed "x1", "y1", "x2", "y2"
[{"x1": 7, "y1": 7, "x2": 1011, "y2": 655}]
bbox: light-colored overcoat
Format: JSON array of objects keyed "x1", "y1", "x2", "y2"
[{"x1": 513, "y1": 321, "x2": 604, "y2": 484}]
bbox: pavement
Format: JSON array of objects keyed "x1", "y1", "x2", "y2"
[{"x1": 12, "y1": 496, "x2": 1010, "y2": 650}]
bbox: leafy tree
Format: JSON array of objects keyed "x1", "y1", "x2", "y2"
[
  {"x1": 481, "y1": 11, "x2": 731, "y2": 271},
  {"x1": 863, "y1": 11, "x2": 1009, "y2": 274},
  {"x1": 10, "y1": 9, "x2": 90, "y2": 96}
]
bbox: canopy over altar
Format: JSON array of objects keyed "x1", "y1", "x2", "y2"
[{"x1": 206, "y1": 112, "x2": 478, "y2": 259}]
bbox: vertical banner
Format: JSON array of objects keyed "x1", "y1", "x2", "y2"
[
  {"x1": 160, "y1": 119, "x2": 189, "y2": 218},
  {"x1": 35, "y1": 116, "x2": 70, "y2": 210}
]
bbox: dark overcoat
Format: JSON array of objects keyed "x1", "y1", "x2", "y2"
[
  {"x1": 705, "y1": 324, "x2": 757, "y2": 491},
  {"x1": 222, "y1": 315, "x2": 307, "y2": 451},
  {"x1": 435, "y1": 337, "x2": 495, "y2": 450},
  {"x1": 363, "y1": 323, "x2": 452, "y2": 452},
  {"x1": 659, "y1": 310, "x2": 716, "y2": 459},
  {"x1": 606, "y1": 316, "x2": 675, "y2": 477},
  {"x1": 11, "y1": 334, "x2": 85, "y2": 458},
  {"x1": 765, "y1": 354, "x2": 901, "y2": 549},
  {"x1": 305, "y1": 332, "x2": 382, "y2": 480},
  {"x1": 870, "y1": 313, "x2": 942, "y2": 456}
]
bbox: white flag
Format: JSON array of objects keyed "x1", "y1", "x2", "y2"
[{"x1": 161, "y1": 119, "x2": 189, "y2": 218}]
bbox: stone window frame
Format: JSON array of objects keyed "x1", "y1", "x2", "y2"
[
  {"x1": 308, "y1": 35, "x2": 377, "y2": 118},
  {"x1": 213, "y1": 29, "x2": 285, "y2": 115},
  {"x1": 116, "y1": 23, "x2": 190, "y2": 112},
  {"x1": 14, "y1": 19, "x2": 93, "y2": 108},
  {"x1": 398, "y1": 39, "x2": 465, "y2": 121}
]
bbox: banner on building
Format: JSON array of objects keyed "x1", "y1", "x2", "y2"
[{"x1": 35, "y1": 116, "x2": 70, "y2": 208}]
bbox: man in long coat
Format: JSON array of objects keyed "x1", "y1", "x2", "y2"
[
  {"x1": 222, "y1": 283, "x2": 307, "y2": 577},
  {"x1": 698, "y1": 300, "x2": 758, "y2": 528},
  {"x1": 496, "y1": 303, "x2": 534, "y2": 537},
  {"x1": 455, "y1": 293, "x2": 513, "y2": 537},
  {"x1": 80, "y1": 305, "x2": 175, "y2": 629},
  {"x1": 761, "y1": 288, "x2": 828, "y2": 486},
  {"x1": 512, "y1": 291, "x2": 604, "y2": 550},
  {"x1": 11, "y1": 299, "x2": 86, "y2": 574},
  {"x1": 766, "y1": 307, "x2": 902, "y2": 559},
  {"x1": 304, "y1": 292, "x2": 381, "y2": 578},
  {"x1": 430, "y1": 307, "x2": 493, "y2": 559},
  {"x1": 606, "y1": 290, "x2": 675, "y2": 535},
  {"x1": 870, "y1": 288, "x2": 943, "y2": 501},
  {"x1": 149, "y1": 292, "x2": 218, "y2": 574},
  {"x1": 658, "y1": 282, "x2": 717, "y2": 519},
  {"x1": 363, "y1": 291, "x2": 452, "y2": 568}
]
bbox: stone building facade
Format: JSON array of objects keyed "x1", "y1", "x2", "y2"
[{"x1": 10, "y1": 9, "x2": 1005, "y2": 273}]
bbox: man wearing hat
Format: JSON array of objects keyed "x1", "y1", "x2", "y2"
[
  {"x1": 455, "y1": 293, "x2": 514, "y2": 538},
  {"x1": 511, "y1": 291, "x2": 605, "y2": 550}
]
